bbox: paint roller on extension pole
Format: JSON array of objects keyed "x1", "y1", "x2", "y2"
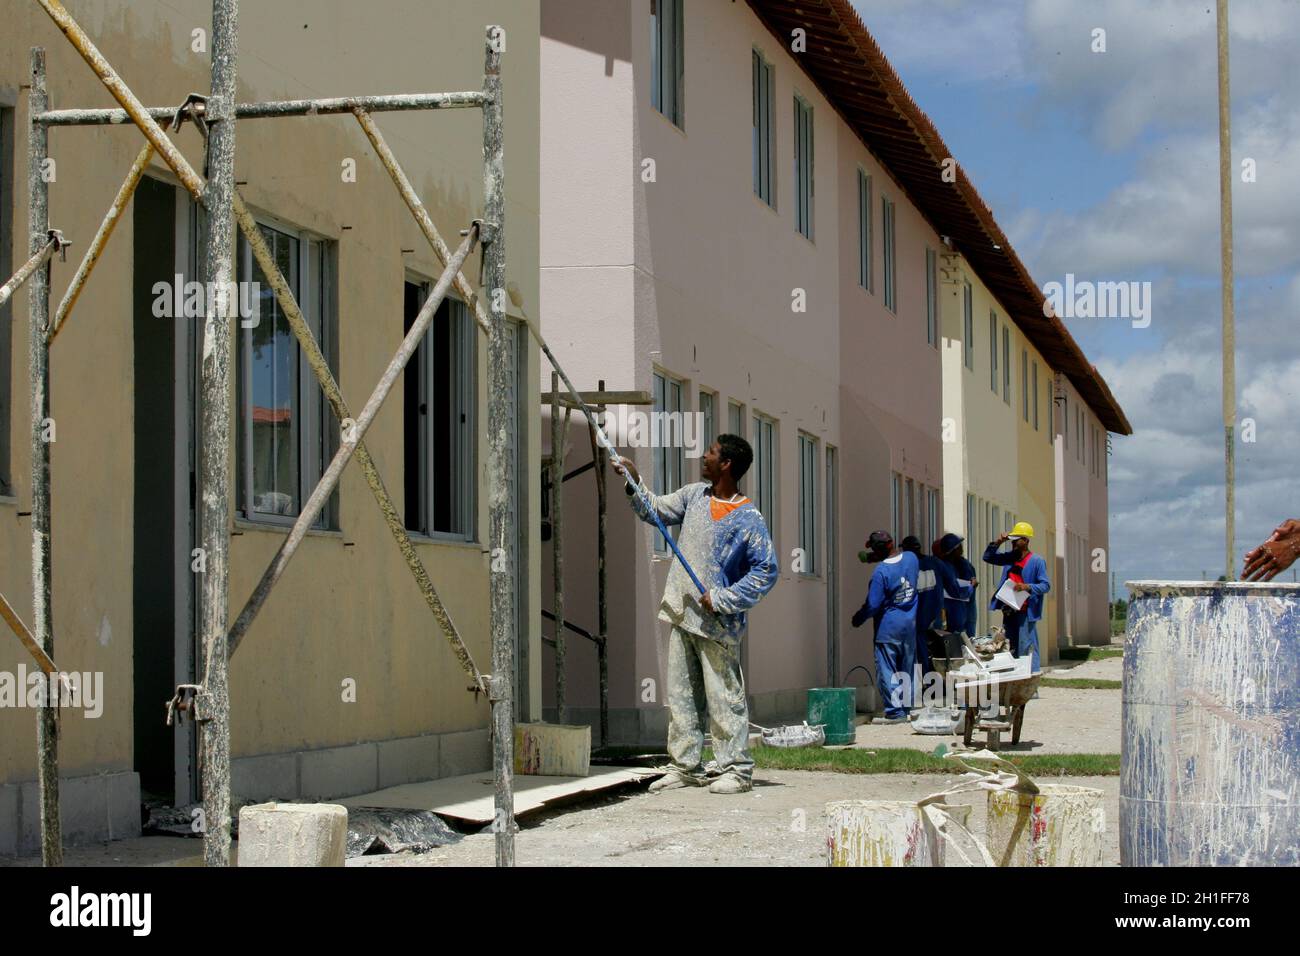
[{"x1": 507, "y1": 284, "x2": 707, "y2": 595}]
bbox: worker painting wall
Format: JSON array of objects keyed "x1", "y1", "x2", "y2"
[
  {"x1": 1, "y1": 0, "x2": 541, "y2": 853},
  {"x1": 540, "y1": 0, "x2": 943, "y2": 736}
]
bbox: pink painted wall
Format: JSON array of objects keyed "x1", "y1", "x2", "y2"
[{"x1": 540, "y1": 0, "x2": 943, "y2": 732}]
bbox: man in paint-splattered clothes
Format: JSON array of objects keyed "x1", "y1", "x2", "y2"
[{"x1": 613, "y1": 434, "x2": 778, "y2": 794}]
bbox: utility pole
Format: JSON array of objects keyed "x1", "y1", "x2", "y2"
[{"x1": 1216, "y1": 0, "x2": 1235, "y2": 581}]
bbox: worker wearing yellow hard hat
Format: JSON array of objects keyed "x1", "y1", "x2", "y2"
[{"x1": 982, "y1": 520, "x2": 1051, "y2": 672}]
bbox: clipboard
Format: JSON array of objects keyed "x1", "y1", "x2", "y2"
[{"x1": 995, "y1": 578, "x2": 1029, "y2": 611}]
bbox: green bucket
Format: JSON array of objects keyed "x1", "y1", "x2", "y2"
[{"x1": 807, "y1": 687, "x2": 856, "y2": 745}]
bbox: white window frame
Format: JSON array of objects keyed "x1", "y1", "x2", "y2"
[
  {"x1": 793, "y1": 95, "x2": 814, "y2": 240},
  {"x1": 962, "y1": 280, "x2": 974, "y2": 371},
  {"x1": 858, "y1": 169, "x2": 872, "y2": 291},
  {"x1": 752, "y1": 49, "x2": 775, "y2": 207},
  {"x1": 1002, "y1": 325, "x2": 1011, "y2": 405},
  {"x1": 798, "y1": 432, "x2": 818, "y2": 575},
  {"x1": 650, "y1": 0, "x2": 684, "y2": 128},
  {"x1": 728, "y1": 399, "x2": 746, "y2": 439},
  {"x1": 752, "y1": 411, "x2": 778, "y2": 546},
  {"x1": 405, "y1": 279, "x2": 476, "y2": 541},
  {"x1": 988, "y1": 311, "x2": 998, "y2": 392},
  {"x1": 882, "y1": 195, "x2": 897, "y2": 312},
  {"x1": 1032, "y1": 360, "x2": 1040, "y2": 430},
  {"x1": 236, "y1": 218, "x2": 336, "y2": 529},
  {"x1": 652, "y1": 369, "x2": 685, "y2": 552},
  {"x1": 925, "y1": 247, "x2": 938, "y2": 347}
]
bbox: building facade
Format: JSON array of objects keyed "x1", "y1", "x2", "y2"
[
  {"x1": 539, "y1": 0, "x2": 1129, "y2": 744},
  {"x1": 1, "y1": 0, "x2": 541, "y2": 854}
]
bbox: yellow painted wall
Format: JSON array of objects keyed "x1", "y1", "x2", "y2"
[{"x1": 1, "y1": 0, "x2": 541, "y2": 785}]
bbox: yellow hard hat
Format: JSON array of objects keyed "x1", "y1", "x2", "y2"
[{"x1": 1010, "y1": 521, "x2": 1034, "y2": 539}]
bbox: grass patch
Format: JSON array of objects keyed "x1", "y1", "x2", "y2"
[
  {"x1": 1040, "y1": 677, "x2": 1122, "y2": 690},
  {"x1": 1058, "y1": 646, "x2": 1124, "y2": 661},
  {"x1": 724, "y1": 746, "x2": 1120, "y2": 776}
]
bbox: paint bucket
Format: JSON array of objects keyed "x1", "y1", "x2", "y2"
[
  {"x1": 826, "y1": 800, "x2": 971, "y2": 867},
  {"x1": 985, "y1": 784, "x2": 1105, "y2": 866},
  {"x1": 807, "y1": 687, "x2": 855, "y2": 745},
  {"x1": 1123, "y1": 582, "x2": 1300, "y2": 866}
]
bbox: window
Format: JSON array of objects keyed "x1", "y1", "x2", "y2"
[
  {"x1": 650, "y1": 0, "x2": 684, "y2": 127},
  {"x1": 793, "y1": 96, "x2": 814, "y2": 239},
  {"x1": 1002, "y1": 326, "x2": 1011, "y2": 404},
  {"x1": 699, "y1": 389, "x2": 716, "y2": 449},
  {"x1": 925, "y1": 247, "x2": 938, "y2": 347},
  {"x1": 1032, "y1": 361, "x2": 1040, "y2": 430},
  {"x1": 891, "y1": 473, "x2": 902, "y2": 542},
  {"x1": 751, "y1": 412, "x2": 777, "y2": 540},
  {"x1": 236, "y1": 222, "x2": 336, "y2": 527},
  {"x1": 1049, "y1": 379, "x2": 1056, "y2": 445},
  {"x1": 752, "y1": 50, "x2": 774, "y2": 207},
  {"x1": 928, "y1": 488, "x2": 940, "y2": 545},
  {"x1": 992, "y1": 506, "x2": 1001, "y2": 545},
  {"x1": 0, "y1": 106, "x2": 12, "y2": 496},
  {"x1": 652, "y1": 371, "x2": 685, "y2": 552},
  {"x1": 966, "y1": 493, "x2": 976, "y2": 543},
  {"x1": 728, "y1": 399, "x2": 745, "y2": 438},
  {"x1": 988, "y1": 311, "x2": 998, "y2": 392},
  {"x1": 1062, "y1": 393, "x2": 1068, "y2": 449},
  {"x1": 1021, "y1": 349, "x2": 1029, "y2": 421},
  {"x1": 857, "y1": 170, "x2": 872, "y2": 291},
  {"x1": 882, "y1": 196, "x2": 897, "y2": 312},
  {"x1": 905, "y1": 478, "x2": 916, "y2": 538},
  {"x1": 798, "y1": 432, "x2": 817, "y2": 574},
  {"x1": 403, "y1": 281, "x2": 476, "y2": 539},
  {"x1": 962, "y1": 281, "x2": 974, "y2": 371}
]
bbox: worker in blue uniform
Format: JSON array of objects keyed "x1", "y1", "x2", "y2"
[
  {"x1": 939, "y1": 533, "x2": 978, "y2": 637},
  {"x1": 851, "y1": 531, "x2": 918, "y2": 724},
  {"x1": 982, "y1": 522, "x2": 1051, "y2": 672},
  {"x1": 901, "y1": 535, "x2": 958, "y2": 675}
]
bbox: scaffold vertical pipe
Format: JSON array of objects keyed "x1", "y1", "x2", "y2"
[
  {"x1": 27, "y1": 46, "x2": 62, "y2": 868},
  {"x1": 482, "y1": 25, "x2": 515, "y2": 868},
  {"x1": 197, "y1": 0, "x2": 239, "y2": 868}
]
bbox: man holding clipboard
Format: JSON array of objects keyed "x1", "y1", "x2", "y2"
[{"x1": 983, "y1": 522, "x2": 1051, "y2": 672}]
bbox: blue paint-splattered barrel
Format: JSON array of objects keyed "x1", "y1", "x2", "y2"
[{"x1": 1123, "y1": 582, "x2": 1300, "y2": 866}]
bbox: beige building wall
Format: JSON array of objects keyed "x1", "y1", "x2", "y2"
[
  {"x1": 540, "y1": 0, "x2": 944, "y2": 733},
  {"x1": 1, "y1": 0, "x2": 540, "y2": 853}
]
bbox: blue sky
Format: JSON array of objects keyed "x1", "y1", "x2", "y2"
[{"x1": 856, "y1": 0, "x2": 1300, "y2": 592}]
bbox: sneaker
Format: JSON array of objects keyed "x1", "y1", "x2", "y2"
[
  {"x1": 649, "y1": 771, "x2": 698, "y2": 792},
  {"x1": 872, "y1": 715, "x2": 908, "y2": 725},
  {"x1": 707, "y1": 774, "x2": 752, "y2": 795}
]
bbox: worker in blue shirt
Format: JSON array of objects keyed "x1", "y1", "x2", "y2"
[
  {"x1": 851, "y1": 531, "x2": 918, "y2": 723},
  {"x1": 939, "y1": 533, "x2": 978, "y2": 637},
  {"x1": 982, "y1": 522, "x2": 1051, "y2": 671},
  {"x1": 901, "y1": 535, "x2": 959, "y2": 675}
]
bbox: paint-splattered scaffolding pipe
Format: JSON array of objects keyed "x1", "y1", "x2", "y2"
[
  {"x1": 26, "y1": 49, "x2": 59, "y2": 866},
  {"x1": 482, "y1": 27, "x2": 516, "y2": 869}
]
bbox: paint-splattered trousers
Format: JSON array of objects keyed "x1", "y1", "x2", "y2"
[
  {"x1": 1002, "y1": 612, "x2": 1041, "y2": 672},
  {"x1": 665, "y1": 625, "x2": 753, "y2": 783}
]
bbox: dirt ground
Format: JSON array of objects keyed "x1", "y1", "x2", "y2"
[{"x1": 2, "y1": 649, "x2": 1124, "y2": 868}]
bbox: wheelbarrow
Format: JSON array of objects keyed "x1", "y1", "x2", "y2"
[{"x1": 955, "y1": 673, "x2": 1041, "y2": 750}]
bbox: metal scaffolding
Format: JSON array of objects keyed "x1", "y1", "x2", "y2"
[{"x1": 6, "y1": 0, "x2": 516, "y2": 865}]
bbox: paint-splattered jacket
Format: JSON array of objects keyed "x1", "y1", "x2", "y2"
[{"x1": 626, "y1": 479, "x2": 778, "y2": 646}]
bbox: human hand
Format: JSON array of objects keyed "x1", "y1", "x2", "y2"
[
  {"x1": 1243, "y1": 518, "x2": 1300, "y2": 581},
  {"x1": 700, "y1": 590, "x2": 715, "y2": 612},
  {"x1": 1013, "y1": 582, "x2": 1030, "y2": 593},
  {"x1": 611, "y1": 454, "x2": 640, "y2": 486},
  {"x1": 997, "y1": 532, "x2": 1009, "y2": 545}
]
